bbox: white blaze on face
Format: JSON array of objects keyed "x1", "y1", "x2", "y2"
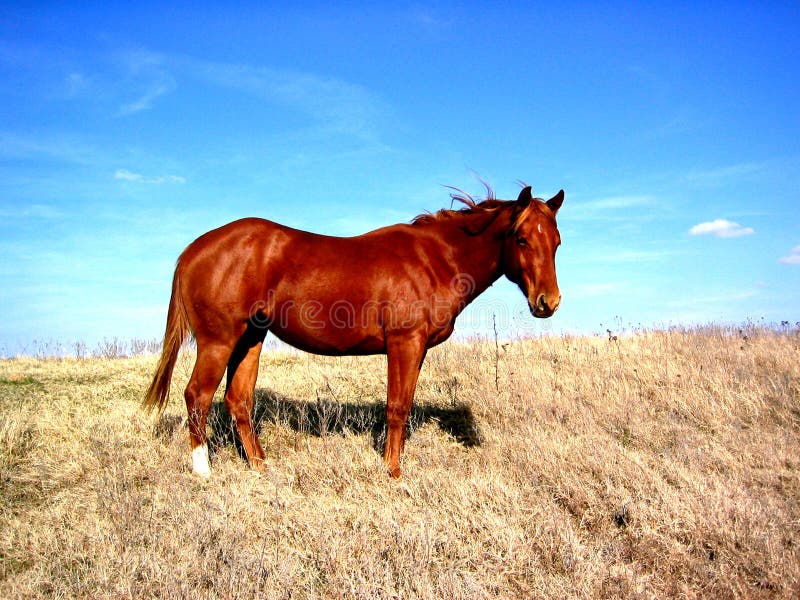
[
  {"x1": 537, "y1": 223, "x2": 543, "y2": 234},
  {"x1": 192, "y1": 444, "x2": 211, "y2": 478}
]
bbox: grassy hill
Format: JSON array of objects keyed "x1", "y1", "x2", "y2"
[{"x1": 1, "y1": 325, "x2": 798, "y2": 598}]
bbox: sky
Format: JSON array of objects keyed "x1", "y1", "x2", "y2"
[{"x1": 1, "y1": 2, "x2": 799, "y2": 354}]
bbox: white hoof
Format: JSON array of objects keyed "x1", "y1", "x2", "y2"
[{"x1": 191, "y1": 444, "x2": 211, "y2": 478}]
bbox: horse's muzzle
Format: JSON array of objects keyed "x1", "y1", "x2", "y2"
[{"x1": 530, "y1": 293, "x2": 560, "y2": 318}]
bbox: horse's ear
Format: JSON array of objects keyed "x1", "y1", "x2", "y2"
[
  {"x1": 546, "y1": 190, "x2": 564, "y2": 214},
  {"x1": 517, "y1": 186, "x2": 532, "y2": 208}
]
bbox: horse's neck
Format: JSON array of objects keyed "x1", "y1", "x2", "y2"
[{"x1": 439, "y1": 209, "x2": 510, "y2": 301}]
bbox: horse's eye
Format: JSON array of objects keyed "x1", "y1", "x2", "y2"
[{"x1": 516, "y1": 236, "x2": 528, "y2": 247}]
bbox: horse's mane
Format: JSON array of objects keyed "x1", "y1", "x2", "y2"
[
  {"x1": 412, "y1": 183, "x2": 537, "y2": 237},
  {"x1": 412, "y1": 184, "x2": 512, "y2": 226}
]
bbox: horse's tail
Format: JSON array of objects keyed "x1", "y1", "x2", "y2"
[{"x1": 143, "y1": 265, "x2": 190, "y2": 414}]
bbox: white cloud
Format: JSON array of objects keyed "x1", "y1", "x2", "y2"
[
  {"x1": 683, "y1": 162, "x2": 765, "y2": 186},
  {"x1": 65, "y1": 72, "x2": 88, "y2": 96},
  {"x1": 151, "y1": 174, "x2": 186, "y2": 184},
  {"x1": 568, "y1": 195, "x2": 659, "y2": 223},
  {"x1": 114, "y1": 169, "x2": 185, "y2": 184},
  {"x1": 0, "y1": 204, "x2": 63, "y2": 220},
  {"x1": 665, "y1": 289, "x2": 759, "y2": 308},
  {"x1": 580, "y1": 195, "x2": 654, "y2": 210},
  {"x1": 113, "y1": 50, "x2": 176, "y2": 116},
  {"x1": 581, "y1": 248, "x2": 671, "y2": 264},
  {"x1": 119, "y1": 80, "x2": 175, "y2": 115},
  {"x1": 779, "y1": 246, "x2": 800, "y2": 265},
  {"x1": 0, "y1": 132, "x2": 100, "y2": 165},
  {"x1": 688, "y1": 219, "x2": 754, "y2": 238},
  {"x1": 114, "y1": 169, "x2": 143, "y2": 181},
  {"x1": 177, "y1": 57, "x2": 383, "y2": 138}
]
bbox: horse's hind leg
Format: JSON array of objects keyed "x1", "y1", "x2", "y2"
[
  {"x1": 224, "y1": 327, "x2": 267, "y2": 471},
  {"x1": 185, "y1": 342, "x2": 230, "y2": 477}
]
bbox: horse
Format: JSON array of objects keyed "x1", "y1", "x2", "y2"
[{"x1": 143, "y1": 185, "x2": 564, "y2": 478}]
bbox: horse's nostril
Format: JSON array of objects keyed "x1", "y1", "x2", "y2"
[{"x1": 536, "y1": 294, "x2": 548, "y2": 311}]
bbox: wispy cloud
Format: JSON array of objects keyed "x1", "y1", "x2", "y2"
[
  {"x1": 779, "y1": 246, "x2": 800, "y2": 265},
  {"x1": 579, "y1": 195, "x2": 654, "y2": 210},
  {"x1": 569, "y1": 195, "x2": 657, "y2": 222},
  {"x1": 0, "y1": 203, "x2": 63, "y2": 220},
  {"x1": 176, "y1": 56, "x2": 384, "y2": 138},
  {"x1": 114, "y1": 49, "x2": 176, "y2": 116},
  {"x1": 114, "y1": 169, "x2": 185, "y2": 184},
  {"x1": 580, "y1": 248, "x2": 671, "y2": 264},
  {"x1": 406, "y1": 5, "x2": 455, "y2": 34},
  {"x1": 114, "y1": 169, "x2": 142, "y2": 181},
  {"x1": 65, "y1": 71, "x2": 89, "y2": 97},
  {"x1": 0, "y1": 132, "x2": 100, "y2": 165},
  {"x1": 665, "y1": 289, "x2": 759, "y2": 309},
  {"x1": 118, "y1": 80, "x2": 175, "y2": 115},
  {"x1": 682, "y1": 162, "x2": 765, "y2": 187},
  {"x1": 688, "y1": 218, "x2": 754, "y2": 238},
  {"x1": 641, "y1": 113, "x2": 697, "y2": 140}
]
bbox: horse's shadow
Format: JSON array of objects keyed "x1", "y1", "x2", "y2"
[{"x1": 206, "y1": 387, "x2": 482, "y2": 460}]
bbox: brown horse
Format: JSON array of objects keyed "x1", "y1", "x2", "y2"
[{"x1": 143, "y1": 185, "x2": 564, "y2": 478}]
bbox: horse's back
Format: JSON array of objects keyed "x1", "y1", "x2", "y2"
[{"x1": 175, "y1": 216, "x2": 454, "y2": 348}]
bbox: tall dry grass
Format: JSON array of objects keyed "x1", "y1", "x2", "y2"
[{"x1": 1, "y1": 325, "x2": 798, "y2": 598}]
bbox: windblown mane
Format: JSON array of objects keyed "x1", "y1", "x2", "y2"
[
  {"x1": 412, "y1": 185, "x2": 510, "y2": 226},
  {"x1": 412, "y1": 183, "x2": 536, "y2": 236}
]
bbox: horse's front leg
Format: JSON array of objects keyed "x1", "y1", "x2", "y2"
[{"x1": 384, "y1": 333, "x2": 427, "y2": 478}]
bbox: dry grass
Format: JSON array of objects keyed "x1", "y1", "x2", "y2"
[{"x1": 1, "y1": 325, "x2": 799, "y2": 598}]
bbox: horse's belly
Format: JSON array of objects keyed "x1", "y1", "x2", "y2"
[{"x1": 268, "y1": 320, "x2": 386, "y2": 356}]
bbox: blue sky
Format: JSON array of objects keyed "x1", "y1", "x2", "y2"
[{"x1": 1, "y1": 2, "x2": 799, "y2": 353}]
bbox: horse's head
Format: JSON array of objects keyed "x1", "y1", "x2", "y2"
[{"x1": 503, "y1": 186, "x2": 564, "y2": 318}]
